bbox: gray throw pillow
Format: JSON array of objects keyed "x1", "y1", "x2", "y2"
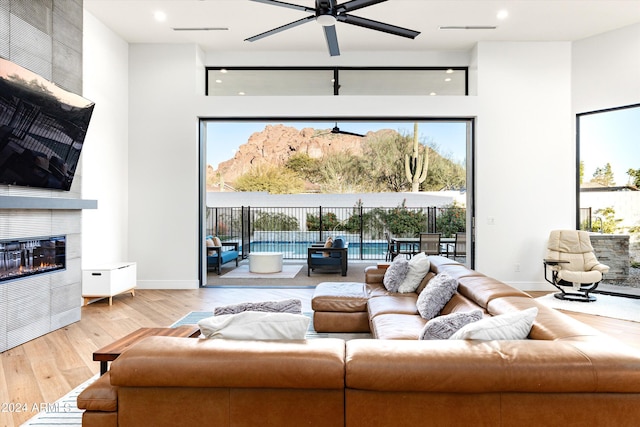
[
  {"x1": 420, "y1": 309, "x2": 484, "y2": 340},
  {"x1": 383, "y1": 257, "x2": 410, "y2": 292},
  {"x1": 416, "y1": 273, "x2": 458, "y2": 320},
  {"x1": 214, "y1": 299, "x2": 302, "y2": 315}
]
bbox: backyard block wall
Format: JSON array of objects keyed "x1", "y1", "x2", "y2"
[{"x1": 590, "y1": 234, "x2": 629, "y2": 283}]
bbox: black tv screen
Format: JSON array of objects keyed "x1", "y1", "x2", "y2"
[{"x1": 0, "y1": 58, "x2": 95, "y2": 191}]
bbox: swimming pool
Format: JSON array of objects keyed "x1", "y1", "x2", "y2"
[{"x1": 248, "y1": 241, "x2": 387, "y2": 260}]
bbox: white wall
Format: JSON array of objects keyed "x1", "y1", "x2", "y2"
[
  {"x1": 128, "y1": 44, "x2": 202, "y2": 289},
  {"x1": 82, "y1": 11, "x2": 130, "y2": 267},
  {"x1": 474, "y1": 42, "x2": 573, "y2": 290},
  {"x1": 573, "y1": 23, "x2": 640, "y2": 114},
  {"x1": 83, "y1": 19, "x2": 639, "y2": 290}
]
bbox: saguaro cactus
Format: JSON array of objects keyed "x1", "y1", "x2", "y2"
[{"x1": 404, "y1": 122, "x2": 428, "y2": 192}]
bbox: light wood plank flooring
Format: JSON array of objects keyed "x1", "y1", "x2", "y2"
[{"x1": 2, "y1": 285, "x2": 640, "y2": 427}]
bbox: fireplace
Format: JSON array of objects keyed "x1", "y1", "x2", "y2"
[{"x1": 0, "y1": 236, "x2": 66, "y2": 283}]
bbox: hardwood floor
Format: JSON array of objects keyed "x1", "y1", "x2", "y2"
[{"x1": 2, "y1": 286, "x2": 639, "y2": 427}]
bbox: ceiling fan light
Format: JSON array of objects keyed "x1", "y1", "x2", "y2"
[{"x1": 316, "y1": 15, "x2": 337, "y2": 27}]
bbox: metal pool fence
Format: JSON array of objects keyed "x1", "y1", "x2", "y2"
[{"x1": 206, "y1": 205, "x2": 465, "y2": 260}]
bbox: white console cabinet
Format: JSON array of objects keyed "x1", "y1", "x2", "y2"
[{"x1": 82, "y1": 262, "x2": 137, "y2": 306}]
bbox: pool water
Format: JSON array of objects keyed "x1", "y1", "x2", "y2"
[{"x1": 248, "y1": 241, "x2": 387, "y2": 259}]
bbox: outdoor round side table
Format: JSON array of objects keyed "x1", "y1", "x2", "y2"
[{"x1": 249, "y1": 252, "x2": 283, "y2": 273}]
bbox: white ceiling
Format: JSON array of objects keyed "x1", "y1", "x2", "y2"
[{"x1": 84, "y1": 0, "x2": 640, "y2": 55}]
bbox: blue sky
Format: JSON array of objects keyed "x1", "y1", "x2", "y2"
[
  {"x1": 206, "y1": 120, "x2": 468, "y2": 169},
  {"x1": 580, "y1": 105, "x2": 639, "y2": 186}
]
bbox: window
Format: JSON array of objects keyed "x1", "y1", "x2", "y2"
[{"x1": 206, "y1": 67, "x2": 468, "y2": 96}]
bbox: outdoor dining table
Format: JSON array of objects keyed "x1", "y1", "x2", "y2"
[{"x1": 391, "y1": 237, "x2": 455, "y2": 257}]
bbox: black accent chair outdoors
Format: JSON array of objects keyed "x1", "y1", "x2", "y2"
[{"x1": 307, "y1": 237, "x2": 348, "y2": 276}]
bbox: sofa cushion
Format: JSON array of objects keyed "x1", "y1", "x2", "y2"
[
  {"x1": 449, "y1": 307, "x2": 538, "y2": 340},
  {"x1": 416, "y1": 273, "x2": 458, "y2": 320},
  {"x1": 420, "y1": 309, "x2": 483, "y2": 340},
  {"x1": 397, "y1": 252, "x2": 431, "y2": 293},
  {"x1": 214, "y1": 299, "x2": 302, "y2": 315},
  {"x1": 198, "y1": 311, "x2": 310, "y2": 340},
  {"x1": 383, "y1": 256, "x2": 409, "y2": 292}
]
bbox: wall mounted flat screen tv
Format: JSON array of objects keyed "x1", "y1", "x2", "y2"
[{"x1": 0, "y1": 58, "x2": 94, "y2": 191}]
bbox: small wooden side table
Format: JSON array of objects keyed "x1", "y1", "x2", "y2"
[{"x1": 93, "y1": 325, "x2": 201, "y2": 374}]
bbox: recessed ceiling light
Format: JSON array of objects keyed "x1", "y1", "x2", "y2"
[
  {"x1": 154, "y1": 11, "x2": 167, "y2": 22},
  {"x1": 220, "y1": 69, "x2": 228, "y2": 74},
  {"x1": 430, "y1": 92, "x2": 437, "y2": 96},
  {"x1": 497, "y1": 10, "x2": 509, "y2": 20},
  {"x1": 215, "y1": 79, "x2": 222, "y2": 83},
  {"x1": 238, "y1": 91, "x2": 246, "y2": 96},
  {"x1": 445, "y1": 78, "x2": 452, "y2": 82},
  {"x1": 446, "y1": 69, "x2": 454, "y2": 74}
]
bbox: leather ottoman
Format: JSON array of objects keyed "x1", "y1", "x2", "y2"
[{"x1": 312, "y1": 282, "x2": 370, "y2": 333}]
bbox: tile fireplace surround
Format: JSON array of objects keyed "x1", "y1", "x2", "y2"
[{"x1": 0, "y1": 198, "x2": 93, "y2": 353}]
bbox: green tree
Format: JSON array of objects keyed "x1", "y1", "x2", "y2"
[
  {"x1": 306, "y1": 211, "x2": 340, "y2": 231},
  {"x1": 592, "y1": 163, "x2": 615, "y2": 186},
  {"x1": 627, "y1": 168, "x2": 640, "y2": 188},
  {"x1": 285, "y1": 153, "x2": 322, "y2": 182},
  {"x1": 421, "y1": 144, "x2": 466, "y2": 191},
  {"x1": 592, "y1": 206, "x2": 622, "y2": 234},
  {"x1": 382, "y1": 200, "x2": 427, "y2": 237},
  {"x1": 436, "y1": 202, "x2": 466, "y2": 237},
  {"x1": 252, "y1": 211, "x2": 299, "y2": 231},
  {"x1": 235, "y1": 165, "x2": 305, "y2": 194},
  {"x1": 316, "y1": 152, "x2": 368, "y2": 193},
  {"x1": 361, "y1": 131, "x2": 412, "y2": 192}
]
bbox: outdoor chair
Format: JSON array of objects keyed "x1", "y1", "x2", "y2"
[
  {"x1": 384, "y1": 232, "x2": 398, "y2": 261},
  {"x1": 543, "y1": 229, "x2": 610, "y2": 302},
  {"x1": 419, "y1": 233, "x2": 442, "y2": 256},
  {"x1": 451, "y1": 232, "x2": 467, "y2": 259},
  {"x1": 307, "y1": 237, "x2": 348, "y2": 276},
  {"x1": 206, "y1": 236, "x2": 240, "y2": 275}
]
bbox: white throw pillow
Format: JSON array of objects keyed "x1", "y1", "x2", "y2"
[
  {"x1": 416, "y1": 273, "x2": 458, "y2": 320},
  {"x1": 397, "y1": 252, "x2": 431, "y2": 293},
  {"x1": 198, "y1": 311, "x2": 310, "y2": 340},
  {"x1": 449, "y1": 307, "x2": 538, "y2": 340}
]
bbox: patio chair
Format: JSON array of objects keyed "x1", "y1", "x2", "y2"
[
  {"x1": 307, "y1": 237, "x2": 348, "y2": 276},
  {"x1": 206, "y1": 236, "x2": 240, "y2": 275},
  {"x1": 384, "y1": 232, "x2": 398, "y2": 261},
  {"x1": 419, "y1": 233, "x2": 442, "y2": 256},
  {"x1": 543, "y1": 229, "x2": 610, "y2": 302},
  {"x1": 452, "y1": 232, "x2": 466, "y2": 259}
]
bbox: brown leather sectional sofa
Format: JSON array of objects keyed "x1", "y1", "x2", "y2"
[{"x1": 78, "y1": 256, "x2": 640, "y2": 426}]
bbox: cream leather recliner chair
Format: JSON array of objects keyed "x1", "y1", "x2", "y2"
[{"x1": 543, "y1": 229, "x2": 610, "y2": 302}]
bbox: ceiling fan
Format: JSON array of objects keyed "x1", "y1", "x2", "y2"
[
  {"x1": 245, "y1": 0, "x2": 420, "y2": 56},
  {"x1": 314, "y1": 123, "x2": 366, "y2": 137}
]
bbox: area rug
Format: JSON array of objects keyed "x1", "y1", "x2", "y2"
[
  {"x1": 220, "y1": 264, "x2": 303, "y2": 279},
  {"x1": 20, "y1": 373, "x2": 99, "y2": 426},
  {"x1": 535, "y1": 293, "x2": 640, "y2": 323}
]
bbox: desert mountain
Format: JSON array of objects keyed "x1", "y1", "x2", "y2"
[{"x1": 209, "y1": 124, "x2": 398, "y2": 186}]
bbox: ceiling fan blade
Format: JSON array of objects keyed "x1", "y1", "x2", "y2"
[
  {"x1": 337, "y1": 14, "x2": 420, "y2": 39},
  {"x1": 245, "y1": 15, "x2": 315, "y2": 42},
  {"x1": 323, "y1": 25, "x2": 340, "y2": 56},
  {"x1": 337, "y1": 130, "x2": 366, "y2": 137},
  {"x1": 336, "y1": 0, "x2": 387, "y2": 13},
  {"x1": 249, "y1": 0, "x2": 315, "y2": 13}
]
